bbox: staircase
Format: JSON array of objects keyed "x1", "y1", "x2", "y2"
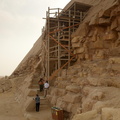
[{"x1": 25, "y1": 79, "x2": 51, "y2": 112}]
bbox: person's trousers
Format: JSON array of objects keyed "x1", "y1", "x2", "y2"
[
  {"x1": 36, "y1": 103, "x2": 40, "y2": 112},
  {"x1": 39, "y1": 85, "x2": 44, "y2": 92},
  {"x1": 44, "y1": 88, "x2": 48, "y2": 97}
]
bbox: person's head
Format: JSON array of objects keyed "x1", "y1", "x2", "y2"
[
  {"x1": 46, "y1": 81, "x2": 48, "y2": 83},
  {"x1": 36, "y1": 94, "x2": 38, "y2": 96},
  {"x1": 40, "y1": 78, "x2": 43, "y2": 81}
]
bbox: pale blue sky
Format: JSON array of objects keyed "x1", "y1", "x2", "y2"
[{"x1": 0, "y1": 0, "x2": 70, "y2": 76}]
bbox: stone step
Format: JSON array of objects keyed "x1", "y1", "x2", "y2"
[
  {"x1": 29, "y1": 85, "x2": 39, "y2": 89},
  {"x1": 26, "y1": 96, "x2": 50, "y2": 112}
]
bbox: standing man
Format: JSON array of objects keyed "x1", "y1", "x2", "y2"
[
  {"x1": 44, "y1": 81, "x2": 49, "y2": 98},
  {"x1": 35, "y1": 94, "x2": 40, "y2": 112}
]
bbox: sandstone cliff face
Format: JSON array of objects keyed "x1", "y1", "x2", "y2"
[{"x1": 7, "y1": 0, "x2": 120, "y2": 119}]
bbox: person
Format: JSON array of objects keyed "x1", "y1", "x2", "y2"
[
  {"x1": 44, "y1": 81, "x2": 49, "y2": 98},
  {"x1": 34, "y1": 94, "x2": 40, "y2": 112},
  {"x1": 38, "y1": 78, "x2": 44, "y2": 92}
]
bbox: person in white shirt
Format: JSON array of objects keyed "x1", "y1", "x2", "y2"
[{"x1": 44, "y1": 81, "x2": 49, "y2": 98}]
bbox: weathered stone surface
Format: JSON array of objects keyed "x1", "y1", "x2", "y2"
[
  {"x1": 0, "y1": 88, "x2": 4, "y2": 93},
  {"x1": 51, "y1": 96, "x2": 58, "y2": 105},
  {"x1": 63, "y1": 93, "x2": 81, "y2": 103},
  {"x1": 98, "y1": 18, "x2": 110, "y2": 25},
  {"x1": 71, "y1": 36, "x2": 80, "y2": 43},
  {"x1": 102, "y1": 108, "x2": 120, "y2": 120},
  {"x1": 72, "y1": 110, "x2": 100, "y2": 120},
  {"x1": 72, "y1": 43, "x2": 81, "y2": 48},
  {"x1": 109, "y1": 57, "x2": 120, "y2": 64},
  {"x1": 104, "y1": 30, "x2": 118, "y2": 41},
  {"x1": 89, "y1": 14, "x2": 99, "y2": 26},
  {"x1": 111, "y1": 19, "x2": 118, "y2": 30},
  {"x1": 66, "y1": 85, "x2": 81, "y2": 93},
  {"x1": 75, "y1": 47, "x2": 85, "y2": 54}
]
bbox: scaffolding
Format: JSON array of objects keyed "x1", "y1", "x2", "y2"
[{"x1": 43, "y1": 1, "x2": 91, "y2": 80}]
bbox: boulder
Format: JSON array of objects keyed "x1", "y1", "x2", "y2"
[
  {"x1": 71, "y1": 36, "x2": 80, "y2": 43},
  {"x1": 63, "y1": 92, "x2": 81, "y2": 103},
  {"x1": 104, "y1": 30, "x2": 118, "y2": 41},
  {"x1": 109, "y1": 57, "x2": 120, "y2": 64},
  {"x1": 98, "y1": 18, "x2": 110, "y2": 25},
  {"x1": 75, "y1": 47, "x2": 85, "y2": 54},
  {"x1": 72, "y1": 110, "x2": 101, "y2": 120},
  {"x1": 66, "y1": 85, "x2": 81, "y2": 93},
  {"x1": 102, "y1": 108, "x2": 120, "y2": 120},
  {"x1": 111, "y1": 18, "x2": 118, "y2": 30},
  {"x1": 89, "y1": 14, "x2": 99, "y2": 26}
]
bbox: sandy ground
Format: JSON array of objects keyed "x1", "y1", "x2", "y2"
[{"x1": 0, "y1": 91, "x2": 52, "y2": 120}]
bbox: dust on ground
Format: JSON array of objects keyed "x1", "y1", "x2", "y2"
[{"x1": 0, "y1": 91, "x2": 52, "y2": 120}]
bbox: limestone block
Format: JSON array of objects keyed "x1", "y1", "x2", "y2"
[
  {"x1": 71, "y1": 77, "x2": 80, "y2": 84},
  {"x1": 99, "y1": 9, "x2": 110, "y2": 18},
  {"x1": 103, "y1": 41, "x2": 112, "y2": 48},
  {"x1": 71, "y1": 36, "x2": 80, "y2": 43},
  {"x1": 0, "y1": 88, "x2": 4, "y2": 93},
  {"x1": 51, "y1": 96, "x2": 58, "y2": 105},
  {"x1": 67, "y1": 68, "x2": 78, "y2": 75},
  {"x1": 56, "y1": 97, "x2": 67, "y2": 110},
  {"x1": 111, "y1": 64, "x2": 120, "y2": 72},
  {"x1": 93, "y1": 40, "x2": 104, "y2": 49},
  {"x1": 57, "y1": 89, "x2": 66, "y2": 96},
  {"x1": 87, "y1": 77, "x2": 100, "y2": 86},
  {"x1": 2, "y1": 83, "x2": 12, "y2": 91},
  {"x1": 77, "y1": 54, "x2": 85, "y2": 60},
  {"x1": 50, "y1": 88, "x2": 58, "y2": 96},
  {"x1": 72, "y1": 110, "x2": 101, "y2": 120},
  {"x1": 71, "y1": 103, "x2": 81, "y2": 114},
  {"x1": 61, "y1": 69, "x2": 67, "y2": 77},
  {"x1": 116, "y1": 16, "x2": 120, "y2": 31},
  {"x1": 85, "y1": 54, "x2": 89, "y2": 59},
  {"x1": 98, "y1": 18, "x2": 110, "y2": 25},
  {"x1": 111, "y1": 18, "x2": 118, "y2": 30},
  {"x1": 93, "y1": 50, "x2": 105, "y2": 60},
  {"x1": 89, "y1": 14, "x2": 99, "y2": 26},
  {"x1": 66, "y1": 103, "x2": 81, "y2": 114},
  {"x1": 63, "y1": 93, "x2": 81, "y2": 103},
  {"x1": 90, "y1": 91, "x2": 105, "y2": 100},
  {"x1": 102, "y1": 108, "x2": 120, "y2": 120},
  {"x1": 72, "y1": 43, "x2": 80, "y2": 48},
  {"x1": 104, "y1": 31, "x2": 118, "y2": 41},
  {"x1": 116, "y1": 26, "x2": 120, "y2": 31},
  {"x1": 92, "y1": 101, "x2": 107, "y2": 112},
  {"x1": 72, "y1": 23, "x2": 89, "y2": 37},
  {"x1": 57, "y1": 81, "x2": 71, "y2": 89},
  {"x1": 111, "y1": 6, "x2": 120, "y2": 17},
  {"x1": 82, "y1": 99, "x2": 97, "y2": 112},
  {"x1": 75, "y1": 47, "x2": 85, "y2": 54},
  {"x1": 66, "y1": 85, "x2": 81, "y2": 93},
  {"x1": 57, "y1": 77, "x2": 65, "y2": 81},
  {"x1": 109, "y1": 57, "x2": 120, "y2": 64},
  {"x1": 66, "y1": 103, "x2": 73, "y2": 112}
]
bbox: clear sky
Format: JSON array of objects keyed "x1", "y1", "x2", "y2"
[{"x1": 0, "y1": 0, "x2": 70, "y2": 76}]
